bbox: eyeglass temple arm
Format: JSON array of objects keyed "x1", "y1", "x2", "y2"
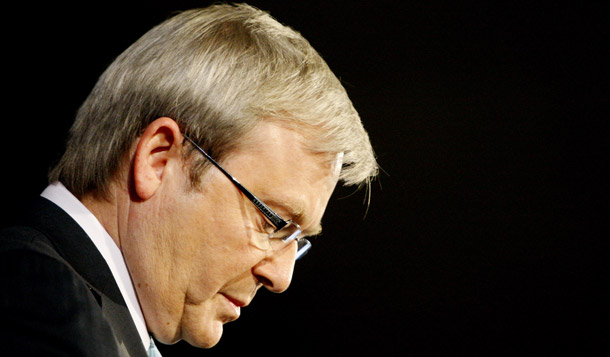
[{"x1": 182, "y1": 134, "x2": 287, "y2": 230}]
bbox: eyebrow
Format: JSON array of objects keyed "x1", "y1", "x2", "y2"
[{"x1": 264, "y1": 198, "x2": 323, "y2": 237}]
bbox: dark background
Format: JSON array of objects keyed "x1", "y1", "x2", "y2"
[{"x1": 3, "y1": 1, "x2": 606, "y2": 355}]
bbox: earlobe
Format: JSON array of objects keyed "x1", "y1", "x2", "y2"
[{"x1": 133, "y1": 117, "x2": 183, "y2": 200}]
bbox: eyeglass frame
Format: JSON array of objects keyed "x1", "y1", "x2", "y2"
[{"x1": 182, "y1": 134, "x2": 311, "y2": 260}]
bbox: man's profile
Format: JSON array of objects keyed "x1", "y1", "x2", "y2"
[{"x1": 0, "y1": 3, "x2": 377, "y2": 355}]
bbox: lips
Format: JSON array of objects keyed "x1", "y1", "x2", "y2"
[
  {"x1": 223, "y1": 294, "x2": 247, "y2": 308},
  {"x1": 221, "y1": 294, "x2": 245, "y2": 321}
]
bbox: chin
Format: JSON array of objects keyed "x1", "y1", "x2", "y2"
[
  {"x1": 182, "y1": 320, "x2": 225, "y2": 349},
  {"x1": 150, "y1": 320, "x2": 223, "y2": 348},
  {"x1": 149, "y1": 322, "x2": 182, "y2": 346}
]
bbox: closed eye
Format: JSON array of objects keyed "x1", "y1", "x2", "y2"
[{"x1": 262, "y1": 220, "x2": 276, "y2": 235}]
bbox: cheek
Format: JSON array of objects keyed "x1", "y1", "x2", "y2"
[
  {"x1": 182, "y1": 200, "x2": 263, "y2": 291},
  {"x1": 184, "y1": 241, "x2": 257, "y2": 301}
]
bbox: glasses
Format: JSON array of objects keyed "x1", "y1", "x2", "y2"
[{"x1": 183, "y1": 134, "x2": 311, "y2": 261}]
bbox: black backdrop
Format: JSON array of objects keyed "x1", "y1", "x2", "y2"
[{"x1": 2, "y1": 1, "x2": 606, "y2": 355}]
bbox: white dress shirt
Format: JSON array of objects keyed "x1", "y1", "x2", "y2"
[{"x1": 41, "y1": 182, "x2": 150, "y2": 350}]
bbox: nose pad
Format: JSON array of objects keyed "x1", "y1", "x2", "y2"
[{"x1": 252, "y1": 240, "x2": 297, "y2": 293}]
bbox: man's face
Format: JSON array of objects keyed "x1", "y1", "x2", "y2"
[{"x1": 122, "y1": 122, "x2": 342, "y2": 348}]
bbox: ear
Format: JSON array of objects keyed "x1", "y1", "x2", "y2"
[{"x1": 133, "y1": 117, "x2": 183, "y2": 200}]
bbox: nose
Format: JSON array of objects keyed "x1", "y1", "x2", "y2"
[{"x1": 252, "y1": 241, "x2": 297, "y2": 293}]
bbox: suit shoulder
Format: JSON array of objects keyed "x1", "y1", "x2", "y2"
[
  {"x1": 0, "y1": 225, "x2": 61, "y2": 259},
  {"x1": 0, "y1": 228, "x2": 120, "y2": 356}
]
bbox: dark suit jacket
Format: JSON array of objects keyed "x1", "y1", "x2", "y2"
[{"x1": 0, "y1": 197, "x2": 148, "y2": 357}]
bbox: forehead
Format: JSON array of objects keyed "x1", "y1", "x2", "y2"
[{"x1": 219, "y1": 122, "x2": 342, "y2": 230}]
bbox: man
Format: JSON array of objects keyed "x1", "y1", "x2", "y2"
[{"x1": 0, "y1": 3, "x2": 377, "y2": 356}]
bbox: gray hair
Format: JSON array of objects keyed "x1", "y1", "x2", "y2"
[{"x1": 49, "y1": 3, "x2": 377, "y2": 197}]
